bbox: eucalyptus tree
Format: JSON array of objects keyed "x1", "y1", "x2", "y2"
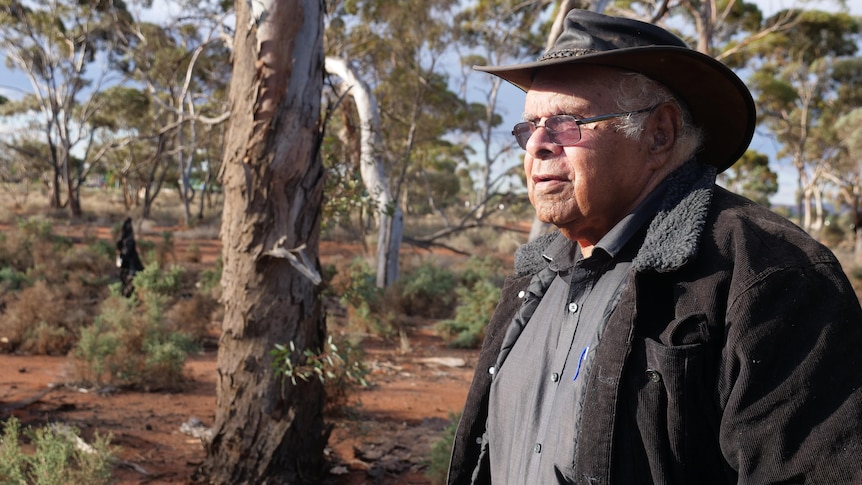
[
  {"x1": 717, "y1": 150, "x2": 778, "y2": 206},
  {"x1": 454, "y1": 0, "x2": 552, "y2": 243},
  {"x1": 816, "y1": 57, "x2": 862, "y2": 257},
  {"x1": 88, "y1": 85, "x2": 167, "y2": 210},
  {"x1": 745, "y1": 10, "x2": 860, "y2": 233},
  {"x1": 0, "y1": 0, "x2": 135, "y2": 217},
  {"x1": 834, "y1": 107, "x2": 862, "y2": 259},
  {"x1": 324, "y1": 0, "x2": 481, "y2": 284},
  {"x1": 118, "y1": 16, "x2": 231, "y2": 224},
  {"x1": 198, "y1": 0, "x2": 328, "y2": 482}
]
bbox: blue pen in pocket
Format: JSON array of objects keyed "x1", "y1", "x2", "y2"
[{"x1": 573, "y1": 345, "x2": 589, "y2": 381}]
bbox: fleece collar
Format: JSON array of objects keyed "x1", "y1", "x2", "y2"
[{"x1": 514, "y1": 162, "x2": 717, "y2": 277}]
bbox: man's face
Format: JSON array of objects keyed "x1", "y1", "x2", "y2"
[{"x1": 522, "y1": 65, "x2": 657, "y2": 247}]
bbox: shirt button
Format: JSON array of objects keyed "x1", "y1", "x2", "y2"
[
  {"x1": 645, "y1": 369, "x2": 662, "y2": 383},
  {"x1": 534, "y1": 443, "x2": 542, "y2": 453},
  {"x1": 550, "y1": 372, "x2": 559, "y2": 382},
  {"x1": 568, "y1": 302, "x2": 579, "y2": 313},
  {"x1": 517, "y1": 290, "x2": 526, "y2": 298}
]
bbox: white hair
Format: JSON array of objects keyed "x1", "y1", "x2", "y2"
[{"x1": 607, "y1": 72, "x2": 703, "y2": 163}]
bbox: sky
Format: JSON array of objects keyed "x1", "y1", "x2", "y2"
[{"x1": 1, "y1": 0, "x2": 860, "y2": 206}]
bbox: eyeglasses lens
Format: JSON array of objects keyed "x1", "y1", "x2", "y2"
[{"x1": 512, "y1": 116, "x2": 582, "y2": 150}]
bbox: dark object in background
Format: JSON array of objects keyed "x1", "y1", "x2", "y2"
[{"x1": 117, "y1": 218, "x2": 144, "y2": 297}]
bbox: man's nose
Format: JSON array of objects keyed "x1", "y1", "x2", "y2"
[{"x1": 526, "y1": 126, "x2": 562, "y2": 159}]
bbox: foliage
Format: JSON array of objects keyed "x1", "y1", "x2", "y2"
[
  {"x1": 744, "y1": 9, "x2": 861, "y2": 234},
  {"x1": 197, "y1": 254, "x2": 223, "y2": 293},
  {"x1": 433, "y1": 256, "x2": 504, "y2": 347},
  {"x1": 0, "y1": 219, "x2": 114, "y2": 354},
  {"x1": 436, "y1": 279, "x2": 501, "y2": 348},
  {"x1": 330, "y1": 257, "x2": 390, "y2": 335},
  {"x1": 397, "y1": 261, "x2": 458, "y2": 319},
  {"x1": 133, "y1": 263, "x2": 187, "y2": 296},
  {"x1": 270, "y1": 336, "x2": 370, "y2": 416},
  {"x1": 458, "y1": 255, "x2": 506, "y2": 288},
  {"x1": 0, "y1": 0, "x2": 137, "y2": 216},
  {"x1": 425, "y1": 412, "x2": 461, "y2": 485},
  {"x1": 0, "y1": 417, "x2": 115, "y2": 485},
  {"x1": 718, "y1": 150, "x2": 778, "y2": 206},
  {"x1": 0, "y1": 266, "x2": 28, "y2": 291},
  {"x1": 71, "y1": 282, "x2": 199, "y2": 390}
]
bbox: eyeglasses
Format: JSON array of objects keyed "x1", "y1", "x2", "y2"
[{"x1": 512, "y1": 106, "x2": 656, "y2": 150}]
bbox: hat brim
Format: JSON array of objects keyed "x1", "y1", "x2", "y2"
[{"x1": 475, "y1": 45, "x2": 755, "y2": 173}]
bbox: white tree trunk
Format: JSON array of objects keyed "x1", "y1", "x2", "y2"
[{"x1": 325, "y1": 57, "x2": 402, "y2": 286}]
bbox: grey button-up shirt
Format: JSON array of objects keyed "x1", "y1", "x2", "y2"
[{"x1": 487, "y1": 185, "x2": 667, "y2": 484}]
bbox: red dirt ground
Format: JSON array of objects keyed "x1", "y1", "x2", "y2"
[{"x1": 0, "y1": 228, "x2": 482, "y2": 485}]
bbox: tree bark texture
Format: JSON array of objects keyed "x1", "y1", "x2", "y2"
[{"x1": 199, "y1": 0, "x2": 327, "y2": 483}]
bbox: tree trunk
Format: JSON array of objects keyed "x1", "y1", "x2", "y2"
[
  {"x1": 324, "y1": 57, "x2": 401, "y2": 287},
  {"x1": 199, "y1": 1, "x2": 327, "y2": 484}
]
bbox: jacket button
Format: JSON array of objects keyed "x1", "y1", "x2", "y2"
[
  {"x1": 518, "y1": 290, "x2": 526, "y2": 298},
  {"x1": 645, "y1": 369, "x2": 662, "y2": 382},
  {"x1": 568, "y1": 302, "x2": 579, "y2": 313},
  {"x1": 488, "y1": 366, "x2": 496, "y2": 375}
]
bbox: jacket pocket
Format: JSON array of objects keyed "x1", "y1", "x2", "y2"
[{"x1": 637, "y1": 321, "x2": 724, "y2": 484}]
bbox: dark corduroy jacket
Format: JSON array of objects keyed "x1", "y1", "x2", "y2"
[{"x1": 448, "y1": 163, "x2": 862, "y2": 484}]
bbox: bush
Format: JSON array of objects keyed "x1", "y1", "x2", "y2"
[
  {"x1": 197, "y1": 255, "x2": 223, "y2": 294},
  {"x1": 0, "y1": 266, "x2": 29, "y2": 291},
  {"x1": 457, "y1": 256, "x2": 506, "y2": 288},
  {"x1": 165, "y1": 292, "x2": 220, "y2": 343},
  {"x1": 425, "y1": 412, "x2": 460, "y2": 485},
  {"x1": 0, "y1": 221, "x2": 115, "y2": 355},
  {"x1": 397, "y1": 262, "x2": 457, "y2": 319},
  {"x1": 0, "y1": 417, "x2": 115, "y2": 485},
  {"x1": 133, "y1": 263, "x2": 187, "y2": 296},
  {"x1": 436, "y1": 279, "x2": 501, "y2": 348},
  {"x1": 0, "y1": 281, "x2": 75, "y2": 354},
  {"x1": 330, "y1": 258, "x2": 391, "y2": 336},
  {"x1": 71, "y1": 286, "x2": 199, "y2": 390}
]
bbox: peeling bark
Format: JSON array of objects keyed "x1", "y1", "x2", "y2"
[{"x1": 198, "y1": 1, "x2": 327, "y2": 483}]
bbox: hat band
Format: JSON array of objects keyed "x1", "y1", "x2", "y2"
[{"x1": 538, "y1": 48, "x2": 600, "y2": 62}]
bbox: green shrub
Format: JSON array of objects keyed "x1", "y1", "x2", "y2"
[
  {"x1": 425, "y1": 412, "x2": 460, "y2": 485},
  {"x1": 331, "y1": 258, "x2": 390, "y2": 336},
  {"x1": 198, "y1": 255, "x2": 223, "y2": 293},
  {"x1": 134, "y1": 263, "x2": 186, "y2": 296},
  {"x1": 88, "y1": 238, "x2": 117, "y2": 263},
  {"x1": 457, "y1": 256, "x2": 505, "y2": 288},
  {"x1": 71, "y1": 287, "x2": 198, "y2": 390},
  {"x1": 0, "y1": 417, "x2": 115, "y2": 485},
  {"x1": 16, "y1": 216, "x2": 53, "y2": 242},
  {"x1": 398, "y1": 262, "x2": 457, "y2": 319},
  {"x1": 0, "y1": 266, "x2": 29, "y2": 291},
  {"x1": 436, "y1": 279, "x2": 501, "y2": 348}
]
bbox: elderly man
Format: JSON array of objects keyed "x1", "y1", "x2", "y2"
[{"x1": 448, "y1": 9, "x2": 862, "y2": 485}]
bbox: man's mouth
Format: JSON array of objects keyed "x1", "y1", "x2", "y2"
[{"x1": 533, "y1": 174, "x2": 565, "y2": 184}]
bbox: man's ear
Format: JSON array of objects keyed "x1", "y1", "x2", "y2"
[{"x1": 647, "y1": 103, "x2": 680, "y2": 159}]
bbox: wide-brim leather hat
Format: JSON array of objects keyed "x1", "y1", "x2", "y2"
[{"x1": 475, "y1": 9, "x2": 755, "y2": 173}]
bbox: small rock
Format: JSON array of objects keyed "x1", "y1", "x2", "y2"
[{"x1": 417, "y1": 357, "x2": 466, "y2": 368}]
